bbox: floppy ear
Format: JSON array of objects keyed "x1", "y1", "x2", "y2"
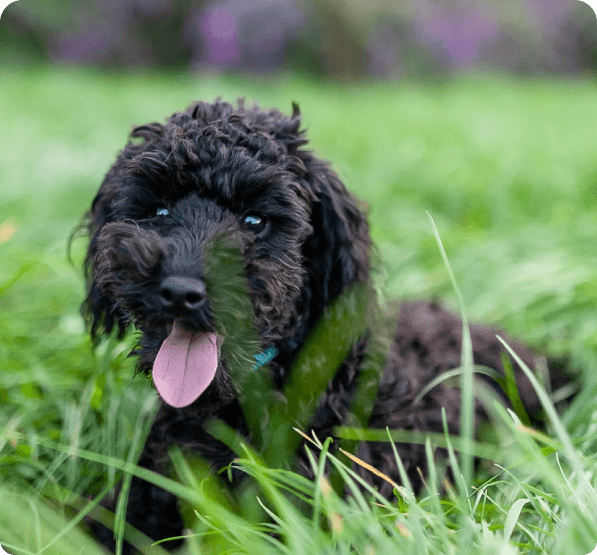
[
  {"x1": 299, "y1": 158, "x2": 371, "y2": 322},
  {"x1": 271, "y1": 103, "x2": 371, "y2": 319},
  {"x1": 82, "y1": 169, "x2": 128, "y2": 341},
  {"x1": 264, "y1": 103, "x2": 371, "y2": 321},
  {"x1": 81, "y1": 156, "x2": 137, "y2": 342},
  {"x1": 82, "y1": 123, "x2": 166, "y2": 340}
]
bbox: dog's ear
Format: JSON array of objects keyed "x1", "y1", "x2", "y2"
[
  {"x1": 82, "y1": 170, "x2": 128, "y2": 341},
  {"x1": 82, "y1": 123, "x2": 166, "y2": 340},
  {"x1": 271, "y1": 103, "x2": 371, "y2": 318},
  {"x1": 299, "y1": 158, "x2": 371, "y2": 321}
]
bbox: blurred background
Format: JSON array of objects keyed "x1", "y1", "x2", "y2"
[
  {"x1": 2, "y1": 0, "x2": 597, "y2": 76},
  {"x1": 3, "y1": 2, "x2": 597, "y2": 551}
]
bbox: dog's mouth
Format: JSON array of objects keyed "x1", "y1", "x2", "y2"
[{"x1": 152, "y1": 320, "x2": 223, "y2": 408}]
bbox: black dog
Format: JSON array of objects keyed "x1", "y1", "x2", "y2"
[{"x1": 83, "y1": 100, "x2": 546, "y2": 552}]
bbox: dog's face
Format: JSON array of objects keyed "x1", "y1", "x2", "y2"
[{"x1": 84, "y1": 101, "x2": 370, "y2": 408}]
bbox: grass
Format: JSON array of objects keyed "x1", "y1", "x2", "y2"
[{"x1": 2, "y1": 65, "x2": 597, "y2": 553}]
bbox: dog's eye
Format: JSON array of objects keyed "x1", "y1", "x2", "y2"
[
  {"x1": 156, "y1": 208, "x2": 170, "y2": 216},
  {"x1": 242, "y1": 213, "x2": 267, "y2": 234}
]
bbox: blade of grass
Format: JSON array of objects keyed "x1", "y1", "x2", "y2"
[
  {"x1": 428, "y1": 212, "x2": 475, "y2": 495},
  {"x1": 263, "y1": 282, "x2": 375, "y2": 468},
  {"x1": 114, "y1": 395, "x2": 160, "y2": 555}
]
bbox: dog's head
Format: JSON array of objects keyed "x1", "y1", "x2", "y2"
[{"x1": 83, "y1": 100, "x2": 370, "y2": 408}]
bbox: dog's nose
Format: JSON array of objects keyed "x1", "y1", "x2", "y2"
[{"x1": 159, "y1": 276, "x2": 207, "y2": 315}]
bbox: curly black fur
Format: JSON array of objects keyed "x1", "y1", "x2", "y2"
[{"x1": 83, "y1": 99, "x2": 546, "y2": 552}]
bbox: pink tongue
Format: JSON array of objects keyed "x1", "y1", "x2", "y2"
[{"x1": 152, "y1": 321, "x2": 220, "y2": 408}]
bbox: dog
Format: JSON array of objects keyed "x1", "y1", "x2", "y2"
[{"x1": 83, "y1": 99, "x2": 548, "y2": 552}]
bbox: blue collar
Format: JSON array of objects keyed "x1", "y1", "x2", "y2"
[
  {"x1": 253, "y1": 346, "x2": 278, "y2": 369},
  {"x1": 253, "y1": 340, "x2": 297, "y2": 369}
]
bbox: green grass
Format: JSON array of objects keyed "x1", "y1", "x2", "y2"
[{"x1": 2, "y1": 66, "x2": 597, "y2": 554}]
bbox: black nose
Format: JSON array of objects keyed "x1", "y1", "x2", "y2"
[{"x1": 159, "y1": 276, "x2": 207, "y2": 315}]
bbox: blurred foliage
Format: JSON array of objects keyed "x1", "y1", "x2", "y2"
[{"x1": 2, "y1": 0, "x2": 597, "y2": 77}]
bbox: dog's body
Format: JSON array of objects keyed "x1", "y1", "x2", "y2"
[{"x1": 84, "y1": 100, "x2": 544, "y2": 552}]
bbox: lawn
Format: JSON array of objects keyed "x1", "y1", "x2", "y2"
[{"x1": 1, "y1": 66, "x2": 597, "y2": 554}]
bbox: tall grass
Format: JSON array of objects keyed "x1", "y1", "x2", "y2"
[{"x1": 1, "y1": 67, "x2": 597, "y2": 553}]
